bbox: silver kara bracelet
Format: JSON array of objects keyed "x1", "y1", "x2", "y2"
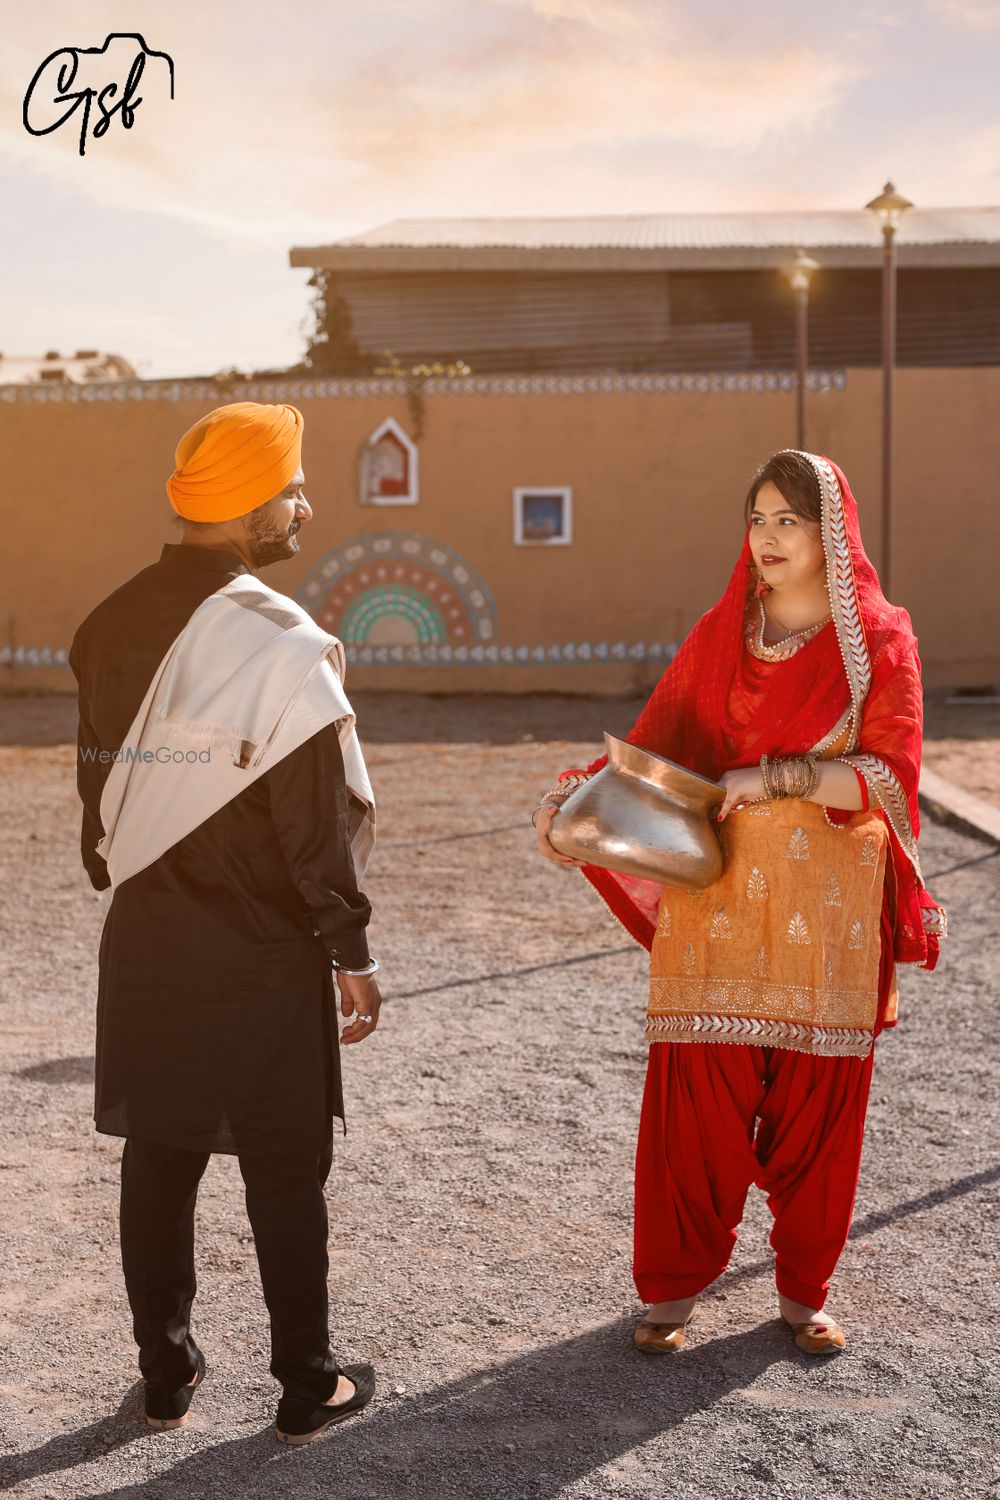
[{"x1": 333, "y1": 956, "x2": 381, "y2": 977}]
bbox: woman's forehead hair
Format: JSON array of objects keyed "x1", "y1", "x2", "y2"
[
  {"x1": 751, "y1": 484, "x2": 796, "y2": 512},
  {"x1": 745, "y1": 452, "x2": 823, "y2": 523}
]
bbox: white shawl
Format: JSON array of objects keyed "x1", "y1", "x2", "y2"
[{"x1": 95, "y1": 574, "x2": 375, "y2": 889}]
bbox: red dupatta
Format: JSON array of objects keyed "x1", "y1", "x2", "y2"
[{"x1": 559, "y1": 451, "x2": 946, "y2": 970}]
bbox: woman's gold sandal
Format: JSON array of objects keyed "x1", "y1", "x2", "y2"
[
  {"x1": 633, "y1": 1307, "x2": 695, "y2": 1354},
  {"x1": 782, "y1": 1316, "x2": 846, "y2": 1355}
]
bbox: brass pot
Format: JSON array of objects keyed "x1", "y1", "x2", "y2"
[{"x1": 547, "y1": 732, "x2": 726, "y2": 888}]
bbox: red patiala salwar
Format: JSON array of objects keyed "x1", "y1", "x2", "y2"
[
  {"x1": 634, "y1": 1044, "x2": 875, "y2": 1309},
  {"x1": 551, "y1": 451, "x2": 946, "y2": 1310},
  {"x1": 633, "y1": 900, "x2": 893, "y2": 1310}
]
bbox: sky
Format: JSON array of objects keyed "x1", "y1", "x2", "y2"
[{"x1": 3, "y1": 0, "x2": 1000, "y2": 378}]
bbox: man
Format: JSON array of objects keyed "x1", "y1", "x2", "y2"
[{"x1": 70, "y1": 401, "x2": 379, "y2": 1445}]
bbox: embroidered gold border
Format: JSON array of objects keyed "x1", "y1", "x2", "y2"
[
  {"x1": 809, "y1": 704, "x2": 853, "y2": 757},
  {"x1": 645, "y1": 1011, "x2": 874, "y2": 1058},
  {"x1": 779, "y1": 450, "x2": 872, "y2": 755},
  {"x1": 744, "y1": 595, "x2": 830, "y2": 663},
  {"x1": 922, "y1": 905, "x2": 948, "y2": 937},
  {"x1": 833, "y1": 750, "x2": 923, "y2": 883},
  {"x1": 650, "y1": 974, "x2": 878, "y2": 1029}
]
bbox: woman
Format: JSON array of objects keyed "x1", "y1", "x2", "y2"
[{"x1": 534, "y1": 450, "x2": 946, "y2": 1356}]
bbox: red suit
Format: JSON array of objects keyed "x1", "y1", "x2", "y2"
[{"x1": 556, "y1": 451, "x2": 945, "y2": 1308}]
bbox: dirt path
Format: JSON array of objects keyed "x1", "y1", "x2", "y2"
[
  {"x1": 5, "y1": 684, "x2": 1000, "y2": 806},
  {"x1": 0, "y1": 696, "x2": 997, "y2": 1499}
]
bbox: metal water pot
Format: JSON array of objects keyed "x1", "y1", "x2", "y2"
[{"x1": 547, "y1": 732, "x2": 726, "y2": 888}]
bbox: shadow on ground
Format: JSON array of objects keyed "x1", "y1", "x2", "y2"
[
  {"x1": 5, "y1": 685, "x2": 999, "y2": 758},
  {"x1": 1, "y1": 692, "x2": 648, "y2": 749},
  {"x1": 17, "y1": 1056, "x2": 95, "y2": 1085},
  {"x1": 1, "y1": 1321, "x2": 790, "y2": 1499}
]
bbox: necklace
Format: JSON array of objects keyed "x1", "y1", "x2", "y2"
[{"x1": 745, "y1": 597, "x2": 832, "y2": 662}]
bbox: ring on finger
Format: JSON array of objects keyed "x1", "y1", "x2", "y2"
[{"x1": 355, "y1": 1013, "x2": 374, "y2": 1024}]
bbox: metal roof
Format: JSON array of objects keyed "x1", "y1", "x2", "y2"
[{"x1": 291, "y1": 208, "x2": 1000, "y2": 273}]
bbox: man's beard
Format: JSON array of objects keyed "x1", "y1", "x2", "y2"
[{"x1": 244, "y1": 512, "x2": 301, "y2": 568}]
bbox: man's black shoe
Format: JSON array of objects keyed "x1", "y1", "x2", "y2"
[
  {"x1": 144, "y1": 1350, "x2": 207, "y2": 1429},
  {"x1": 275, "y1": 1363, "x2": 376, "y2": 1445}
]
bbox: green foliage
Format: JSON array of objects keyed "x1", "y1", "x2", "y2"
[{"x1": 301, "y1": 272, "x2": 371, "y2": 377}]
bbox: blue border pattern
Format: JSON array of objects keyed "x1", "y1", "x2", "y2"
[
  {"x1": 1, "y1": 640, "x2": 678, "y2": 669},
  {"x1": 0, "y1": 370, "x2": 847, "y2": 404},
  {"x1": 340, "y1": 640, "x2": 680, "y2": 667},
  {"x1": 2, "y1": 646, "x2": 69, "y2": 668}
]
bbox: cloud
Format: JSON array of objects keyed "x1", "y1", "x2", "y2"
[
  {"x1": 923, "y1": 0, "x2": 1000, "y2": 29},
  {"x1": 3, "y1": 0, "x2": 996, "y2": 378},
  {"x1": 0, "y1": 0, "x2": 866, "y2": 244},
  {"x1": 956, "y1": 120, "x2": 1000, "y2": 185},
  {"x1": 321, "y1": 5, "x2": 861, "y2": 178}
]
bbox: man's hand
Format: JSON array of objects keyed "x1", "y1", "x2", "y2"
[
  {"x1": 534, "y1": 802, "x2": 588, "y2": 868},
  {"x1": 336, "y1": 970, "x2": 382, "y2": 1044}
]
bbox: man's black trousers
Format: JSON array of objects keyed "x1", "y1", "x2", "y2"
[{"x1": 118, "y1": 1129, "x2": 340, "y2": 1403}]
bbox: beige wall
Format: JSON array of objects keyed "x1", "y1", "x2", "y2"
[{"x1": 1, "y1": 368, "x2": 997, "y2": 695}]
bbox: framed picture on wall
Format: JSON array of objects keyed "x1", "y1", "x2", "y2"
[
  {"x1": 359, "y1": 416, "x2": 419, "y2": 505},
  {"x1": 513, "y1": 487, "x2": 572, "y2": 545}
]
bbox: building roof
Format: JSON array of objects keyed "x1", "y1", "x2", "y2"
[
  {"x1": 291, "y1": 207, "x2": 1000, "y2": 273},
  {"x1": 0, "y1": 350, "x2": 138, "y2": 385}
]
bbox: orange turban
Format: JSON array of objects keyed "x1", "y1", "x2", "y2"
[{"x1": 166, "y1": 401, "x2": 304, "y2": 522}]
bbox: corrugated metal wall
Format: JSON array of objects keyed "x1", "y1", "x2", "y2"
[{"x1": 324, "y1": 267, "x2": 1000, "y2": 372}]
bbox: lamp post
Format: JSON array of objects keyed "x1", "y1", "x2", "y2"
[
  {"x1": 784, "y1": 249, "x2": 819, "y2": 449},
  {"x1": 864, "y1": 180, "x2": 913, "y2": 597}
]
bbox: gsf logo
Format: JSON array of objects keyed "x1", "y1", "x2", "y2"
[{"x1": 23, "y1": 32, "x2": 175, "y2": 157}]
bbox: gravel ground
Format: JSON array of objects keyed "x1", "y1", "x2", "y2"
[
  {"x1": 0, "y1": 693, "x2": 997, "y2": 1500},
  {"x1": 5, "y1": 684, "x2": 999, "y2": 806},
  {"x1": 922, "y1": 690, "x2": 1000, "y2": 809}
]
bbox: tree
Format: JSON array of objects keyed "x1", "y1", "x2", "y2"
[{"x1": 300, "y1": 272, "x2": 371, "y2": 377}]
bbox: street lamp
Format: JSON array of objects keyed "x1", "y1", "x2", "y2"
[
  {"x1": 865, "y1": 180, "x2": 913, "y2": 596},
  {"x1": 784, "y1": 249, "x2": 819, "y2": 449}
]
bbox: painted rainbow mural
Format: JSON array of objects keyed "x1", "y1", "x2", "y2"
[{"x1": 295, "y1": 530, "x2": 499, "y2": 650}]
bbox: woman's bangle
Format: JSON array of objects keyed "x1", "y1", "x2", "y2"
[
  {"x1": 760, "y1": 753, "x2": 781, "y2": 800},
  {"x1": 333, "y1": 955, "x2": 380, "y2": 977},
  {"x1": 760, "y1": 753, "x2": 820, "y2": 801},
  {"x1": 784, "y1": 754, "x2": 819, "y2": 799},
  {"x1": 531, "y1": 800, "x2": 562, "y2": 828}
]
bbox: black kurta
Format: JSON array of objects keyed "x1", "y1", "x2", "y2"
[{"x1": 69, "y1": 543, "x2": 372, "y2": 1156}]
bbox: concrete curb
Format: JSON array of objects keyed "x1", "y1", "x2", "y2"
[{"x1": 919, "y1": 766, "x2": 1000, "y2": 847}]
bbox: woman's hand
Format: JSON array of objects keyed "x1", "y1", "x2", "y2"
[
  {"x1": 716, "y1": 767, "x2": 767, "y2": 821},
  {"x1": 534, "y1": 801, "x2": 588, "y2": 867}
]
